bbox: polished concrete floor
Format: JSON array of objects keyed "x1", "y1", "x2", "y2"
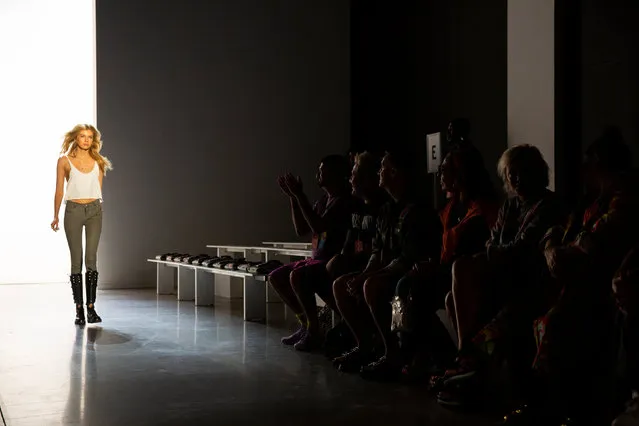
[{"x1": 0, "y1": 284, "x2": 493, "y2": 426}]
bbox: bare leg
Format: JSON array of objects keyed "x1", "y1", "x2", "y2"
[
  {"x1": 452, "y1": 256, "x2": 488, "y2": 351},
  {"x1": 363, "y1": 274, "x2": 399, "y2": 361},
  {"x1": 333, "y1": 272, "x2": 373, "y2": 349},
  {"x1": 291, "y1": 267, "x2": 320, "y2": 334},
  {"x1": 445, "y1": 291, "x2": 457, "y2": 336},
  {"x1": 268, "y1": 265, "x2": 304, "y2": 318}
]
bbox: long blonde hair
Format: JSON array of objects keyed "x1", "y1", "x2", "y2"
[{"x1": 61, "y1": 124, "x2": 113, "y2": 175}]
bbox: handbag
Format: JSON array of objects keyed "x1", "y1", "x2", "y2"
[{"x1": 391, "y1": 290, "x2": 415, "y2": 333}]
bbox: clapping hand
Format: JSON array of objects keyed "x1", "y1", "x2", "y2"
[
  {"x1": 277, "y1": 175, "x2": 293, "y2": 197},
  {"x1": 283, "y1": 173, "x2": 304, "y2": 197}
]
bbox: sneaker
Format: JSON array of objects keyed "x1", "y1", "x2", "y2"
[
  {"x1": 496, "y1": 404, "x2": 576, "y2": 426},
  {"x1": 442, "y1": 364, "x2": 477, "y2": 384},
  {"x1": 293, "y1": 331, "x2": 323, "y2": 352},
  {"x1": 360, "y1": 356, "x2": 401, "y2": 382},
  {"x1": 281, "y1": 325, "x2": 306, "y2": 346},
  {"x1": 436, "y1": 389, "x2": 464, "y2": 408},
  {"x1": 324, "y1": 322, "x2": 356, "y2": 360},
  {"x1": 333, "y1": 347, "x2": 374, "y2": 373},
  {"x1": 430, "y1": 356, "x2": 477, "y2": 390},
  {"x1": 613, "y1": 393, "x2": 639, "y2": 426}
]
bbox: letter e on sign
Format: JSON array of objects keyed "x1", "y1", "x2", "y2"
[{"x1": 427, "y1": 133, "x2": 441, "y2": 174}]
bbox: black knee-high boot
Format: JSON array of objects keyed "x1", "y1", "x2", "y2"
[
  {"x1": 71, "y1": 273, "x2": 85, "y2": 325},
  {"x1": 85, "y1": 270, "x2": 102, "y2": 323}
]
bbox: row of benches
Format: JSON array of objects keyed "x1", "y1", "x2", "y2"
[
  {"x1": 148, "y1": 241, "x2": 455, "y2": 343},
  {"x1": 147, "y1": 242, "x2": 314, "y2": 322}
]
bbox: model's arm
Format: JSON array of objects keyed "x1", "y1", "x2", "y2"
[
  {"x1": 52, "y1": 158, "x2": 66, "y2": 229},
  {"x1": 99, "y1": 168, "x2": 104, "y2": 189}
]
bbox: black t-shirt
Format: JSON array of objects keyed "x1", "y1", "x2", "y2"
[
  {"x1": 342, "y1": 196, "x2": 386, "y2": 256},
  {"x1": 372, "y1": 200, "x2": 442, "y2": 272}
]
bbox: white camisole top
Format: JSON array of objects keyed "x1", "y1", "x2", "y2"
[{"x1": 65, "y1": 156, "x2": 103, "y2": 202}]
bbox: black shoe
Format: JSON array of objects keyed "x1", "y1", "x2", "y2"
[
  {"x1": 75, "y1": 305, "x2": 86, "y2": 326},
  {"x1": 324, "y1": 322, "x2": 356, "y2": 360},
  {"x1": 437, "y1": 388, "x2": 465, "y2": 408},
  {"x1": 360, "y1": 356, "x2": 402, "y2": 382},
  {"x1": 85, "y1": 270, "x2": 102, "y2": 323},
  {"x1": 70, "y1": 273, "x2": 84, "y2": 325},
  {"x1": 86, "y1": 306, "x2": 102, "y2": 324},
  {"x1": 333, "y1": 347, "x2": 374, "y2": 373}
]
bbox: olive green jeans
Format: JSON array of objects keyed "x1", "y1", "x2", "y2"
[{"x1": 64, "y1": 200, "x2": 102, "y2": 274}]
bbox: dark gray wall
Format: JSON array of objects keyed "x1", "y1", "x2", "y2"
[
  {"x1": 582, "y1": 0, "x2": 639, "y2": 157},
  {"x1": 429, "y1": 0, "x2": 507, "y2": 180},
  {"x1": 96, "y1": 0, "x2": 350, "y2": 288},
  {"x1": 351, "y1": 0, "x2": 507, "y2": 196}
]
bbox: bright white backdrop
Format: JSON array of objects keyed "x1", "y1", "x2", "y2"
[{"x1": 0, "y1": 0, "x2": 96, "y2": 284}]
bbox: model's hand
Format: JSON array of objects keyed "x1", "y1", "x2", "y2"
[
  {"x1": 51, "y1": 218, "x2": 59, "y2": 232},
  {"x1": 277, "y1": 175, "x2": 293, "y2": 197},
  {"x1": 284, "y1": 173, "x2": 304, "y2": 197}
]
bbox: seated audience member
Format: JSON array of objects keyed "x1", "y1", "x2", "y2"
[
  {"x1": 323, "y1": 152, "x2": 387, "y2": 358},
  {"x1": 393, "y1": 146, "x2": 500, "y2": 378},
  {"x1": 270, "y1": 155, "x2": 355, "y2": 352},
  {"x1": 612, "y1": 245, "x2": 639, "y2": 426},
  {"x1": 503, "y1": 130, "x2": 639, "y2": 425},
  {"x1": 332, "y1": 151, "x2": 442, "y2": 380},
  {"x1": 434, "y1": 145, "x2": 565, "y2": 405},
  {"x1": 326, "y1": 151, "x2": 388, "y2": 280}
]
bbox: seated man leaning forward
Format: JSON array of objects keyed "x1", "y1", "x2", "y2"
[
  {"x1": 269, "y1": 155, "x2": 355, "y2": 352},
  {"x1": 332, "y1": 151, "x2": 442, "y2": 380},
  {"x1": 326, "y1": 151, "x2": 388, "y2": 282}
]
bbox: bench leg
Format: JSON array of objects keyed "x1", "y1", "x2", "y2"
[
  {"x1": 157, "y1": 263, "x2": 176, "y2": 295},
  {"x1": 195, "y1": 269, "x2": 215, "y2": 306},
  {"x1": 243, "y1": 276, "x2": 266, "y2": 322},
  {"x1": 264, "y1": 251, "x2": 284, "y2": 303},
  {"x1": 177, "y1": 266, "x2": 195, "y2": 301}
]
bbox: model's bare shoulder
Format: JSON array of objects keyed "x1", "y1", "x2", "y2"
[{"x1": 57, "y1": 156, "x2": 70, "y2": 170}]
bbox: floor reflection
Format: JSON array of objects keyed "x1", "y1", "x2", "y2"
[{"x1": 0, "y1": 284, "x2": 490, "y2": 426}]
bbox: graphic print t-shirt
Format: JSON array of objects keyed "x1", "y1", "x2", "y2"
[{"x1": 342, "y1": 197, "x2": 386, "y2": 256}]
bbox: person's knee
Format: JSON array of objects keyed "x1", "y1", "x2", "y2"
[
  {"x1": 326, "y1": 254, "x2": 345, "y2": 279},
  {"x1": 363, "y1": 275, "x2": 387, "y2": 307},
  {"x1": 451, "y1": 257, "x2": 471, "y2": 281},
  {"x1": 289, "y1": 268, "x2": 305, "y2": 292},
  {"x1": 268, "y1": 267, "x2": 289, "y2": 290},
  {"x1": 85, "y1": 254, "x2": 97, "y2": 269},
  {"x1": 445, "y1": 291, "x2": 454, "y2": 311},
  {"x1": 395, "y1": 275, "x2": 414, "y2": 299},
  {"x1": 451, "y1": 256, "x2": 476, "y2": 294},
  {"x1": 333, "y1": 275, "x2": 349, "y2": 299}
]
